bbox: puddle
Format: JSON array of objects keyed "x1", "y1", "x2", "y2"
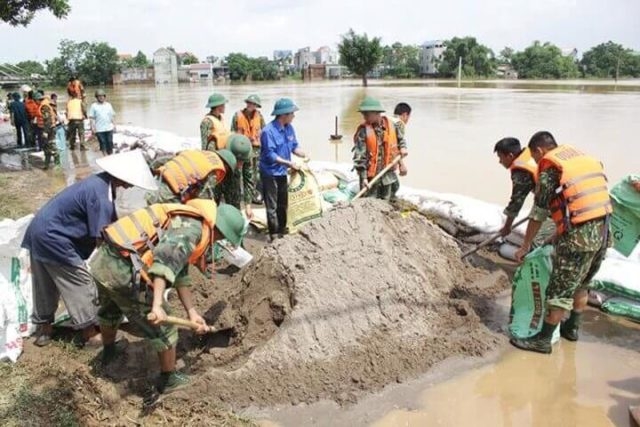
[{"x1": 253, "y1": 309, "x2": 640, "y2": 427}]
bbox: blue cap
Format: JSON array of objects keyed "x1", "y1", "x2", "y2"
[{"x1": 271, "y1": 98, "x2": 299, "y2": 116}]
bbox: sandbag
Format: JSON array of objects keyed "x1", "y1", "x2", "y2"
[
  {"x1": 508, "y1": 245, "x2": 559, "y2": 341},
  {"x1": 610, "y1": 175, "x2": 640, "y2": 256},
  {"x1": 589, "y1": 251, "x2": 640, "y2": 300},
  {"x1": 287, "y1": 170, "x2": 323, "y2": 230},
  {"x1": 601, "y1": 297, "x2": 640, "y2": 322},
  {"x1": 322, "y1": 188, "x2": 351, "y2": 204}
]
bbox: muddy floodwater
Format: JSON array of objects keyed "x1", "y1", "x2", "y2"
[{"x1": 100, "y1": 79, "x2": 640, "y2": 205}]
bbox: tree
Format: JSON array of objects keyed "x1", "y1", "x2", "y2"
[
  {"x1": 0, "y1": 0, "x2": 70, "y2": 26},
  {"x1": 581, "y1": 41, "x2": 640, "y2": 79},
  {"x1": 181, "y1": 52, "x2": 199, "y2": 65},
  {"x1": 46, "y1": 39, "x2": 120, "y2": 85},
  {"x1": 338, "y1": 29, "x2": 383, "y2": 86},
  {"x1": 438, "y1": 37, "x2": 496, "y2": 78},
  {"x1": 381, "y1": 42, "x2": 421, "y2": 78},
  {"x1": 123, "y1": 51, "x2": 149, "y2": 68},
  {"x1": 511, "y1": 41, "x2": 580, "y2": 79},
  {"x1": 14, "y1": 60, "x2": 46, "y2": 76},
  {"x1": 227, "y1": 53, "x2": 253, "y2": 81},
  {"x1": 226, "y1": 53, "x2": 280, "y2": 81},
  {"x1": 499, "y1": 47, "x2": 514, "y2": 64}
]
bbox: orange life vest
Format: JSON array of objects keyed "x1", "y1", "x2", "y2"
[
  {"x1": 355, "y1": 116, "x2": 399, "y2": 179},
  {"x1": 38, "y1": 98, "x2": 57, "y2": 128},
  {"x1": 25, "y1": 98, "x2": 40, "y2": 122},
  {"x1": 235, "y1": 109, "x2": 263, "y2": 146},
  {"x1": 510, "y1": 148, "x2": 538, "y2": 184},
  {"x1": 538, "y1": 145, "x2": 612, "y2": 235},
  {"x1": 204, "y1": 114, "x2": 230, "y2": 150},
  {"x1": 156, "y1": 150, "x2": 227, "y2": 201},
  {"x1": 67, "y1": 80, "x2": 84, "y2": 98},
  {"x1": 102, "y1": 200, "x2": 217, "y2": 282}
]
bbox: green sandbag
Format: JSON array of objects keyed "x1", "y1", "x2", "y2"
[
  {"x1": 610, "y1": 175, "x2": 640, "y2": 256},
  {"x1": 322, "y1": 188, "x2": 350, "y2": 204},
  {"x1": 601, "y1": 297, "x2": 640, "y2": 323},
  {"x1": 508, "y1": 245, "x2": 559, "y2": 341}
]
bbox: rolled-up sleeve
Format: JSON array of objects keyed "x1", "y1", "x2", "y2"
[{"x1": 530, "y1": 168, "x2": 559, "y2": 222}]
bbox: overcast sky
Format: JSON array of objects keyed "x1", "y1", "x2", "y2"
[{"x1": 1, "y1": 0, "x2": 639, "y2": 63}]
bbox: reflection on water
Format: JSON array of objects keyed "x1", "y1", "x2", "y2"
[{"x1": 94, "y1": 80, "x2": 640, "y2": 205}]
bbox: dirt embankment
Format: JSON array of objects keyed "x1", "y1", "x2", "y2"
[{"x1": 1, "y1": 196, "x2": 509, "y2": 425}]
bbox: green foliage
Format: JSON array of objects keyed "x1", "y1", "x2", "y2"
[
  {"x1": 511, "y1": 41, "x2": 580, "y2": 79},
  {"x1": 438, "y1": 37, "x2": 496, "y2": 78},
  {"x1": 14, "y1": 60, "x2": 46, "y2": 76},
  {"x1": 0, "y1": 0, "x2": 70, "y2": 26},
  {"x1": 381, "y1": 42, "x2": 421, "y2": 78},
  {"x1": 181, "y1": 52, "x2": 199, "y2": 65},
  {"x1": 226, "y1": 53, "x2": 279, "y2": 81},
  {"x1": 338, "y1": 29, "x2": 383, "y2": 86},
  {"x1": 581, "y1": 41, "x2": 640, "y2": 78},
  {"x1": 46, "y1": 39, "x2": 120, "y2": 85},
  {"x1": 123, "y1": 50, "x2": 150, "y2": 68},
  {"x1": 499, "y1": 47, "x2": 514, "y2": 64}
]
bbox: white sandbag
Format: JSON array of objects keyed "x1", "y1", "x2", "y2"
[
  {"x1": 590, "y1": 249, "x2": 640, "y2": 300},
  {"x1": 499, "y1": 242, "x2": 520, "y2": 261},
  {"x1": 314, "y1": 171, "x2": 339, "y2": 191},
  {"x1": 308, "y1": 161, "x2": 358, "y2": 183}
]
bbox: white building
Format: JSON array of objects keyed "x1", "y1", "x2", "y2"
[
  {"x1": 294, "y1": 47, "x2": 316, "y2": 71},
  {"x1": 153, "y1": 48, "x2": 178, "y2": 84},
  {"x1": 420, "y1": 40, "x2": 446, "y2": 76},
  {"x1": 315, "y1": 46, "x2": 339, "y2": 65}
]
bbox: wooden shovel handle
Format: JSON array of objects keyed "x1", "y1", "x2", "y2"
[{"x1": 147, "y1": 312, "x2": 212, "y2": 332}]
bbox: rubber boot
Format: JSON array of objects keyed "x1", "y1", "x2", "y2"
[
  {"x1": 560, "y1": 310, "x2": 582, "y2": 342},
  {"x1": 100, "y1": 340, "x2": 128, "y2": 365},
  {"x1": 510, "y1": 321, "x2": 555, "y2": 354},
  {"x1": 157, "y1": 371, "x2": 190, "y2": 394},
  {"x1": 43, "y1": 154, "x2": 51, "y2": 170}
]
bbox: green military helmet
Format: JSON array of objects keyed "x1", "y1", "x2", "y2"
[
  {"x1": 216, "y1": 148, "x2": 237, "y2": 171},
  {"x1": 357, "y1": 96, "x2": 385, "y2": 112},
  {"x1": 215, "y1": 204, "x2": 245, "y2": 246},
  {"x1": 95, "y1": 89, "x2": 107, "y2": 97},
  {"x1": 205, "y1": 93, "x2": 228, "y2": 109},
  {"x1": 227, "y1": 134, "x2": 252, "y2": 162},
  {"x1": 271, "y1": 98, "x2": 299, "y2": 116},
  {"x1": 33, "y1": 92, "x2": 44, "y2": 101},
  {"x1": 244, "y1": 94, "x2": 262, "y2": 107}
]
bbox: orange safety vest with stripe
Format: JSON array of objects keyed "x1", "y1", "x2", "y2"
[
  {"x1": 509, "y1": 148, "x2": 538, "y2": 184},
  {"x1": 538, "y1": 145, "x2": 612, "y2": 235},
  {"x1": 156, "y1": 150, "x2": 227, "y2": 201},
  {"x1": 102, "y1": 200, "x2": 217, "y2": 284},
  {"x1": 235, "y1": 110, "x2": 263, "y2": 146},
  {"x1": 38, "y1": 98, "x2": 58, "y2": 128},
  {"x1": 204, "y1": 114, "x2": 230, "y2": 150},
  {"x1": 355, "y1": 116, "x2": 399, "y2": 179}
]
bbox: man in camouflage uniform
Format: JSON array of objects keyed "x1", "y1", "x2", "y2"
[
  {"x1": 353, "y1": 97, "x2": 408, "y2": 201},
  {"x1": 494, "y1": 137, "x2": 555, "y2": 245},
  {"x1": 511, "y1": 131, "x2": 611, "y2": 354},
  {"x1": 200, "y1": 93, "x2": 229, "y2": 151},
  {"x1": 145, "y1": 149, "x2": 238, "y2": 205},
  {"x1": 90, "y1": 203, "x2": 245, "y2": 394},
  {"x1": 231, "y1": 94, "x2": 266, "y2": 204},
  {"x1": 34, "y1": 92, "x2": 60, "y2": 169},
  {"x1": 213, "y1": 134, "x2": 255, "y2": 219}
]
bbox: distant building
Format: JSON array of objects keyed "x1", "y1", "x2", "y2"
[
  {"x1": 419, "y1": 40, "x2": 446, "y2": 76},
  {"x1": 315, "y1": 46, "x2": 339, "y2": 64},
  {"x1": 273, "y1": 50, "x2": 293, "y2": 61},
  {"x1": 153, "y1": 48, "x2": 179, "y2": 84},
  {"x1": 187, "y1": 63, "x2": 214, "y2": 81},
  {"x1": 117, "y1": 53, "x2": 132, "y2": 63},
  {"x1": 496, "y1": 64, "x2": 518, "y2": 80},
  {"x1": 294, "y1": 47, "x2": 316, "y2": 71},
  {"x1": 113, "y1": 67, "x2": 154, "y2": 85}
]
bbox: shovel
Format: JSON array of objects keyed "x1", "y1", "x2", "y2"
[
  {"x1": 146, "y1": 312, "x2": 219, "y2": 333},
  {"x1": 351, "y1": 155, "x2": 403, "y2": 202},
  {"x1": 460, "y1": 217, "x2": 529, "y2": 259}
]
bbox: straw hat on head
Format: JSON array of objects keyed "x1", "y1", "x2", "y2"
[{"x1": 95, "y1": 149, "x2": 158, "y2": 191}]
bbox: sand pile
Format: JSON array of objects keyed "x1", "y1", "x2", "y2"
[{"x1": 178, "y1": 199, "x2": 508, "y2": 408}]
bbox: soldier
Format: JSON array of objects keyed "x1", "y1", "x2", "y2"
[
  {"x1": 90, "y1": 200, "x2": 245, "y2": 394},
  {"x1": 200, "y1": 93, "x2": 230, "y2": 151},
  {"x1": 511, "y1": 131, "x2": 612, "y2": 354},
  {"x1": 353, "y1": 97, "x2": 408, "y2": 201},
  {"x1": 214, "y1": 134, "x2": 255, "y2": 218},
  {"x1": 34, "y1": 92, "x2": 60, "y2": 169},
  {"x1": 145, "y1": 148, "x2": 238, "y2": 205},
  {"x1": 231, "y1": 94, "x2": 266, "y2": 204}
]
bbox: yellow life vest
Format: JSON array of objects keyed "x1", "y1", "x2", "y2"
[
  {"x1": 204, "y1": 114, "x2": 230, "y2": 150},
  {"x1": 510, "y1": 148, "x2": 538, "y2": 184},
  {"x1": 156, "y1": 150, "x2": 227, "y2": 201},
  {"x1": 102, "y1": 200, "x2": 217, "y2": 283},
  {"x1": 66, "y1": 98, "x2": 84, "y2": 121},
  {"x1": 538, "y1": 145, "x2": 612, "y2": 234}
]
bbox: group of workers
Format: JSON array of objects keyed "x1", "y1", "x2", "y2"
[{"x1": 16, "y1": 82, "x2": 619, "y2": 402}]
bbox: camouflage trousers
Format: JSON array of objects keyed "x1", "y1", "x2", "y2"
[
  {"x1": 89, "y1": 246, "x2": 178, "y2": 352},
  {"x1": 251, "y1": 146, "x2": 261, "y2": 200},
  {"x1": 43, "y1": 132, "x2": 60, "y2": 169},
  {"x1": 363, "y1": 180, "x2": 400, "y2": 201},
  {"x1": 546, "y1": 239, "x2": 607, "y2": 312}
]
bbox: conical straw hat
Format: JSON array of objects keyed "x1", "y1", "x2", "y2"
[{"x1": 95, "y1": 149, "x2": 158, "y2": 191}]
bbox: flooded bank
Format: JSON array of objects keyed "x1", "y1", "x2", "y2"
[{"x1": 252, "y1": 299, "x2": 640, "y2": 427}]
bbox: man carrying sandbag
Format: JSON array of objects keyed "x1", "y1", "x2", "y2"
[
  {"x1": 90, "y1": 200, "x2": 245, "y2": 394},
  {"x1": 512, "y1": 131, "x2": 612, "y2": 354}
]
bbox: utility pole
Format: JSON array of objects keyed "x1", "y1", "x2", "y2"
[{"x1": 457, "y1": 56, "x2": 462, "y2": 88}]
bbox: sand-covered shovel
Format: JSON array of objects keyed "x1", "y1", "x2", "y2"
[
  {"x1": 351, "y1": 155, "x2": 403, "y2": 202},
  {"x1": 146, "y1": 312, "x2": 219, "y2": 333},
  {"x1": 460, "y1": 217, "x2": 529, "y2": 259}
]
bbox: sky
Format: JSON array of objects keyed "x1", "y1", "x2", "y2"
[{"x1": 1, "y1": 0, "x2": 639, "y2": 63}]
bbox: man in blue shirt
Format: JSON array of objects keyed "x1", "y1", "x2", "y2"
[
  {"x1": 8, "y1": 92, "x2": 28, "y2": 147},
  {"x1": 22, "y1": 150, "x2": 157, "y2": 347},
  {"x1": 260, "y1": 98, "x2": 308, "y2": 241}
]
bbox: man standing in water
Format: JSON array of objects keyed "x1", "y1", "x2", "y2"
[
  {"x1": 353, "y1": 97, "x2": 408, "y2": 200},
  {"x1": 201, "y1": 93, "x2": 231, "y2": 151},
  {"x1": 260, "y1": 98, "x2": 308, "y2": 241},
  {"x1": 511, "y1": 131, "x2": 611, "y2": 354}
]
